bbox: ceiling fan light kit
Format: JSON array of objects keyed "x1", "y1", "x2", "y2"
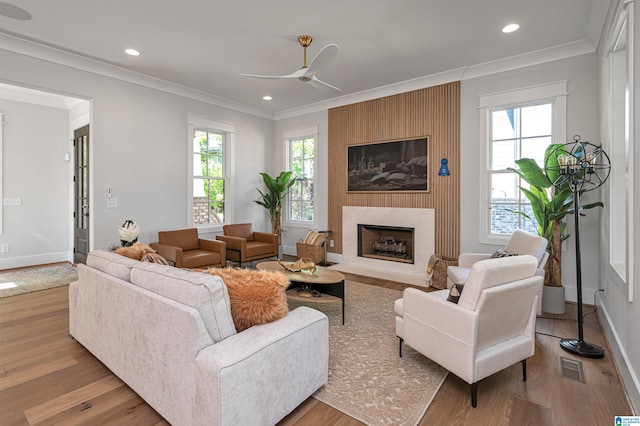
[{"x1": 241, "y1": 35, "x2": 341, "y2": 91}]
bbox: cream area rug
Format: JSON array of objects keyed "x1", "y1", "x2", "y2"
[
  {"x1": 288, "y1": 281, "x2": 447, "y2": 426},
  {"x1": 0, "y1": 264, "x2": 77, "y2": 298}
]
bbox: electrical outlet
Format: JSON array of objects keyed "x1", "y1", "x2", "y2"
[
  {"x1": 1, "y1": 244, "x2": 9, "y2": 253},
  {"x1": 330, "y1": 239, "x2": 335, "y2": 248},
  {"x1": 106, "y1": 198, "x2": 118, "y2": 208}
]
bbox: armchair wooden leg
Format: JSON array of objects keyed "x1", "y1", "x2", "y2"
[
  {"x1": 470, "y1": 382, "x2": 478, "y2": 407},
  {"x1": 398, "y1": 337, "x2": 403, "y2": 357},
  {"x1": 521, "y1": 359, "x2": 527, "y2": 381}
]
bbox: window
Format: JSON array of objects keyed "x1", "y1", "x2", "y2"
[
  {"x1": 488, "y1": 103, "x2": 552, "y2": 236},
  {"x1": 478, "y1": 82, "x2": 567, "y2": 243},
  {"x1": 188, "y1": 116, "x2": 234, "y2": 229},
  {"x1": 192, "y1": 129, "x2": 225, "y2": 224},
  {"x1": 607, "y1": 0, "x2": 634, "y2": 300},
  {"x1": 285, "y1": 126, "x2": 317, "y2": 224}
]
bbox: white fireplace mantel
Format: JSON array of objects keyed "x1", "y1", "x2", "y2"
[{"x1": 331, "y1": 206, "x2": 435, "y2": 286}]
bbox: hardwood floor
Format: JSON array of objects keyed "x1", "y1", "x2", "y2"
[{"x1": 0, "y1": 273, "x2": 634, "y2": 425}]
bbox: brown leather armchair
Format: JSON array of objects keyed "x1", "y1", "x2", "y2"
[
  {"x1": 150, "y1": 228, "x2": 226, "y2": 269},
  {"x1": 216, "y1": 223, "x2": 278, "y2": 267}
]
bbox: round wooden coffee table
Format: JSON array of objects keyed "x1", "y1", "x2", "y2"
[{"x1": 256, "y1": 261, "x2": 345, "y2": 324}]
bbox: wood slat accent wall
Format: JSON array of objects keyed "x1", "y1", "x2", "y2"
[{"x1": 328, "y1": 81, "x2": 460, "y2": 258}]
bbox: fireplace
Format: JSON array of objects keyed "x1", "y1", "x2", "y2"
[
  {"x1": 333, "y1": 206, "x2": 435, "y2": 287},
  {"x1": 358, "y1": 224, "x2": 414, "y2": 264}
]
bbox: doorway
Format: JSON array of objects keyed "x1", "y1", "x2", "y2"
[{"x1": 74, "y1": 125, "x2": 90, "y2": 264}]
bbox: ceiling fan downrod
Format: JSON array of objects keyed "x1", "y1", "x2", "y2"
[{"x1": 298, "y1": 35, "x2": 313, "y2": 70}]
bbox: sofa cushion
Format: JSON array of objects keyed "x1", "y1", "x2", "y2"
[
  {"x1": 223, "y1": 223, "x2": 255, "y2": 241},
  {"x1": 141, "y1": 252, "x2": 170, "y2": 265},
  {"x1": 302, "y1": 230, "x2": 325, "y2": 246},
  {"x1": 182, "y1": 250, "x2": 222, "y2": 268},
  {"x1": 490, "y1": 248, "x2": 518, "y2": 258},
  {"x1": 207, "y1": 267, "x2": 289, "y2": 332},
  {"x1": 87, "y1": 249, "x2": 140, "y2": 282},
  {"x1": 447, "y1": 265, "x2": 469, "y2": 286},
  {"x1": 158, "y1": 228, "x2": 200, "y2": 251},
  {"x1": 246, "y1": 241, "x2": 276, "y2": 258},
  {"x1": 130, "y1": 262, "x2": 236, "y2": 342}
]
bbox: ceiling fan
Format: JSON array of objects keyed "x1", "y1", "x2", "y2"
[{"x1": 242, "y1": 35, "x2": 340, "y2": 91}]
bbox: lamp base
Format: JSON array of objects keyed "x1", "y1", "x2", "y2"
[{"x1": 560, "y1": 338, "x2": 605, "y2": 358}]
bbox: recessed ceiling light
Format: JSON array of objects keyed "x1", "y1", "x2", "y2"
[
  {"x1": 262, "y1": 95, "x2": 272, "y2": 101},
  {"x1": 502, "y1": 23, "x2": 520, "y2": 33},
  {"x1": 125, "y1": 48, "x2": 140, "y2": 56}
]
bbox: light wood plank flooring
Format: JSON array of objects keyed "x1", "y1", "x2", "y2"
[{"x1": 0, "y1": 272, "x2": 634, "y2": 425}]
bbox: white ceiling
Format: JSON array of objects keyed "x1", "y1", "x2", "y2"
[{"x1": 0, "y1": 0, "x2": 611, "y2": 116}]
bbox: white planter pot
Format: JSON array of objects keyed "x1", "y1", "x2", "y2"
[{"x1": 542, "y1": 285, "x2": 566, "y2": 314}]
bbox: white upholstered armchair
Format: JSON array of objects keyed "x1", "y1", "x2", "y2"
[
  {"x1": 394, "y1": 255, "x2": 543, "y2": 407},
  {"x1": 447, "y1": 230, "x2": 547, "y2": 315}
]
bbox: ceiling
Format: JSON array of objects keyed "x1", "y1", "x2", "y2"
[{"x1": 0, "y1": 0, "x2": 611, "y2": 116}]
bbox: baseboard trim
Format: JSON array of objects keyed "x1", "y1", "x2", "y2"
[
  {"x1": 0, "y1": 252, "x2": 72, "y2": 270},
  {"x1": 564, "y1": 285, "x2": 598, "y2": 304},
  {"x1": 598, "y1": 302, "x2": 640, "y2": 414}
]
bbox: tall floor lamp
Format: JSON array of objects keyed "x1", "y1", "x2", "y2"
[{"x1": 546, "y1": 136, "x2": 611, "y2": 359}]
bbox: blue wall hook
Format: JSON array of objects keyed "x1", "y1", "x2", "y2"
[{"x1": 438, "y1": 158, "x2": 450, "y2": 176}]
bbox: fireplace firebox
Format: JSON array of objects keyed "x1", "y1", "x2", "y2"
[{"x1": 357, "y1": 224, "x2": 415, "y2": 264}]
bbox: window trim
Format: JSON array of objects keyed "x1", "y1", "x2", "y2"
[
  {"x1": 478, "y1": 81, "x2": 567, "y2": 244},
  {"x1": 606, "y1": 0, "x2": 634, "y2": 301},
  {"x1": 187, "y1": 115, "x2": 235, "y2": 232},
  {"x1": 283, "y1": 125, "x2": 318, "y2": 229}
]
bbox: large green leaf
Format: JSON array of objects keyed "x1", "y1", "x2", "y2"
[
  {"x1": 519, "y1": 186, "x2": 546, "y2": 227},
  {"x1": 512, "y1": 158, "x2": 552, "y2": 188},
  {"x1": 544, "y1": 143, "x2": 569, "y2": 189}
]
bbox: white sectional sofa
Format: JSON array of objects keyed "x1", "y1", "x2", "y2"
[{"x1": 69, "y1": 250, "x2": 329, "y2": 426}]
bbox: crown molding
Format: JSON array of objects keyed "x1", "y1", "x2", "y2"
[
  {"x1": 1, "y1": 31, "x2": 596, "y2": 123},
  {"x1": 0, "y1": 32, "x2": 275, "y2": 120},
  {"x1": 274, "y1": 39, "x2": 596, "y2": 120},
  {"x1": 461, "y1": 39, "x2": 595, "y2": 81}
]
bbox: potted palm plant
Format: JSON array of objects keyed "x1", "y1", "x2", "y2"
[
  {"x1": 254, "y1": 171, "x2": 296, "y2": 246},
  {"x1": 508, "y1": 144, "x2": 603, "y2": 314}
]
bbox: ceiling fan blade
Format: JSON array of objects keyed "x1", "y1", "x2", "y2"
[
  {"x1": 309, "y1": 75, "x2": 341, "y2": 92},
  {"x1": 304, "y1": 43, "x2": 339, "y2": 75},
  {"x1": 241, "y1": 68, "x2": 305, "y2": 79}
]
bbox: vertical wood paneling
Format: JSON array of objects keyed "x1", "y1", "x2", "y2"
[{"x1": 328, "y1": 82, "x2": 460, "y2": 258}]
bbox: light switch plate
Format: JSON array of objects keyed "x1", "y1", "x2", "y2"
[{"x1": 106, "y1": 198, "x2": 118, "y2": 208}]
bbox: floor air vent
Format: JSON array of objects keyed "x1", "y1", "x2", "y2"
[{"x1": 559, "y1": 356, "x2": 585, "y2": 383}]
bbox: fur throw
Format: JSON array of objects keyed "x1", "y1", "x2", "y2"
[
  {"x1": 207, "y1": 267, "x2": 289, "y2": 332},
  {"x1": 140, "y1": 252, "x2": 170, "y2": 265},
  {"x1": 116, "y1": 242, "x2": 155, "y2": 260}
]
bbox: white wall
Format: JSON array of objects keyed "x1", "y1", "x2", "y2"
[
  {"x1": 0, "y1": 99, "x2": 70, "y2": 267},
  {"x1": 460, "y1": 53, "x2": 601, "y2": 304},
  {"x1": 273, "y1": 110, "x2": 329, "y2": 256},
  {"x1": 596, "y1": 0, "x2": 640, "y2": 412},
  {"x1": 0, "y1": 49, "x2": 274, "y2": 258}
]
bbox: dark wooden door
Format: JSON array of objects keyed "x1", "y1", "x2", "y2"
[{"x1": 73, "y1": 125, "x2": 90, "y2": 264}]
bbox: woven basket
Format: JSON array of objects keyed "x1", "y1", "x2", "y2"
[
  {"x1": 427, "y1": 255, "x2": 458, "y2": 289},
  {"x1": 296, "y1": 242, "x2": 325, "y2": 265}
]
